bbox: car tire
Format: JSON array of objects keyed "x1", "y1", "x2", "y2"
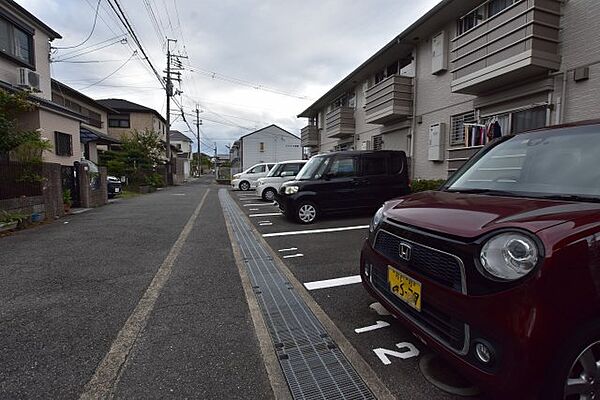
[
  {"x1": 295, "y1": 201, "x2": 318, "y2": 224},
  {"x1": 543, "y1": 320, "x2": 600, "y2": 400},
  {"x1": 262, "y1": 188, "x2": 276, "y2": 202},
  {"x1": 239, "y1": 181, "x2": 250, "y2": 191}
]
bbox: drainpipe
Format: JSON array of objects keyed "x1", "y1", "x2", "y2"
[
  {"x1": 560, "y1": 69, "x2": 568, "y2": 124},
  {"x1": 409, "y1": 48, "x2": 418, "y2": 180}
]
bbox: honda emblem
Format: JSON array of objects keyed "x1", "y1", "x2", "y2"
[{"x1": 399, "y1": 242, "x2": 412, "y2": 262}]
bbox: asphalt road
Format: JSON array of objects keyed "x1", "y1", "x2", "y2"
[
  {"x1": 0, "y1": 177, "x2": 272, "y2": 399},
  {"x1": 1, "y1": 178, "x2": 484, "y2": 400}
]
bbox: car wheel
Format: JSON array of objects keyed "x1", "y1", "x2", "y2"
[
  {"x1": 239, "y1": 181, "x2": 250, "y2": 191},
  {"x1": 262, "y1": 188, "x2": 276, "y2": 202},
  {"x1": 544, "y1": 322, "x2": 600, "y2": 400},
  {"x1": 296, "y1": 201, "x2": 318, "y2": 224}
]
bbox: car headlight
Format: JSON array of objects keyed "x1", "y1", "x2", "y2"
[
  {"x1": 370, "y1": 206, "x2": 384, "y2": 232},
  {"x1": 480, "y1": 232, "x2": 540, "y2": 281},
  {"x1": 284, "y1": 186, "x2": 299, "y2": 195},
  {"x1": 233, "y1": 174, "x2": 241, "y2": 179}
]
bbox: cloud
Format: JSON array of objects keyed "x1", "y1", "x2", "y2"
[{"x1": 17, "y1": 0, "x2": 440, "y2": 152}]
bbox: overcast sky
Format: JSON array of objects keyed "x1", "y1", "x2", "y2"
[{"x1": 17, "y1": 0, "x2": 440, "y2": 154}]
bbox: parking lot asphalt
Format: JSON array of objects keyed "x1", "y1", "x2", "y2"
[{"x1": 230, "y1": 189, "x2": 482, "y2": 400}]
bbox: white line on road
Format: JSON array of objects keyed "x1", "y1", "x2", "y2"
[
  {"x1": 259, "y1": 223, "x2": 273, "y2": 226},
  {"x1": 243, "y1": 203, "x2": 276, "y2": 207},
  {"x1": 283, "y1": 253, "x2": 304, "y2": 259},
  {"x1": 79, "y1": 189, "x2": 211, "y2": 400},
  {"x1": 263, "y1": 225, "x2": 369, "y2": 237},
  {"x1": 249, "y1": 213, "x2": 283, "y2": 217},
  {"x1": 304, "y1": 275, "x2": 362, "y2": 290},
  {"x1": 257, "y1": 220, "x2": 271, "y2": 223},
  {"x1": 354, "y1": 320, "x2": 390, "y2": 334},
  {"x1": 249, "y1": 208, "x2": 259, "y2": 211},
  {"x1": 278, "y1": 247, "x2": 298, "y2": 252}
]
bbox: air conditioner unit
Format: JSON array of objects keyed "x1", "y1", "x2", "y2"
[{"x1": 18, "y1": 68, "x2": 41, "y2": 90}]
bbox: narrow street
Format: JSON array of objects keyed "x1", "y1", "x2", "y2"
[{"x1": 0, "y1": 177, "x2": 273, "y2": 399}]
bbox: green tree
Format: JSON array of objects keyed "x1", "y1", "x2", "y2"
[{"x1": 0, "y1": 89, "x2": 40, "y2": 156}]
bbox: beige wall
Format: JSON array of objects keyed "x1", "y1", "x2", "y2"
[
  {"x1": 107, "y1": 112, "x2": 166, "y2": 141},
  {"x1": 38, "y1": 109, "x2": 82, "y2": 166},
  {"x1": 0, "y1": 3, "x2": 53, "y2": 100}
]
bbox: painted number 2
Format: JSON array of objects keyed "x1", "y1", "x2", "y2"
[{"x1": 373, "y1": 342, "x2": 420, "y2": 365}]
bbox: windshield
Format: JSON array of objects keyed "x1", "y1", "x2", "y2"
[
  {"x1": 445, "y1": 126, "x2": 600, "y2": 200},
  {"x1": 267, "y1": 163, "x2": 283, "y2": 177},
  {"x1": 295, "y1": 155, "x2": 330, "y2": 180}
]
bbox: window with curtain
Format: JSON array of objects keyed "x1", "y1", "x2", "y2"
[{"x1": 0, "y1": 16, "x2": 33, "y2": 66}]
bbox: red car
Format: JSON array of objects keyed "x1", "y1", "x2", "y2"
[{"x1": 361, "y1": 122, "x2": 600, "y2": 399}]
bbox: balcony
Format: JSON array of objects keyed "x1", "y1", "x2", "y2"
[
  {"x1": 450, "y1": 0, "x2": 561, "y2": 95},
  {"x1": 326, "y1": 106, "x2": 355, "y2": 138},
  {"x1": 86, "y1": 117, "x2": 103, "y2": 129},
  {"x1": 301, "y1": 125, "x2": 319, "y2": 147},
  {"x1": 365, "y1": 75, "x2": 413, "y2": 125}
]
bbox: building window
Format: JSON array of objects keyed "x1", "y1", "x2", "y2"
[
  {"x1": 259, "y1": 142, "x2": 265, "y2": 152},
  {"x1": 450, "y1": 111, "x2": 476, "y2": 146},
  {"x1": 55, "y1": 132, "x2": 73, "y2": 156},
  {"x1": 511, "y1": 106, "x2": 546, "y2": 134},
  {"x1": 0, "y1": 17, "x2": 34, "y2": 66},
  {"x1": 108, "y1": 114, "x2": 130, "y2": 128},
  {"x1": 373, "y1": 135, "x2": 383, "y2": 151}
]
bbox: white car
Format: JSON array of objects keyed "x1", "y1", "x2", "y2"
[
  {"x1": 255, "y1": 160, "x2": 307, "y2": 201},
  {"x1": 231, "y1": 163, "x2": 275, "y2": 191}
]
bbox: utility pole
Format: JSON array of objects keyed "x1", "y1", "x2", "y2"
[
  {"x1": 164, "y1": 38, "x2": 187, "y2": 185},
  {"x1": 195, "y1": 106, "x2": 202, "y2": 176}
]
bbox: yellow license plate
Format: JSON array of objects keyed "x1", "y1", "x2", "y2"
[{"x1": 388, "y1": 266, "x2": 422, "y2": 311}]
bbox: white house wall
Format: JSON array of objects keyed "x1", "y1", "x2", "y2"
[{"x1": 241, "y1": 126, "x2": 301, "y2": 170}]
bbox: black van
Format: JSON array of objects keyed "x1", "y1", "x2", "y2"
[{"x1": 275, "y1": 150, "x2": 410, "y2": 223}]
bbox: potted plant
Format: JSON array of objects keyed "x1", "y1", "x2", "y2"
[
  {"x1": 63, "y1": 189, "x2": 72, "y2": 213},
  {"x1": 0, "y1": 211, "x2": 26, "y2": 232}
]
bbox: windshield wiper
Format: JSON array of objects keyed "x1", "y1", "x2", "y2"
[
  {"x1": 537, "y1": 194, "x2": 600, "y2": 203},
  {"x1": 445, "y1": 188, "x2": 519, "y2": 196}
]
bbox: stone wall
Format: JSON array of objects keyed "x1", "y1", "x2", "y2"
[
  {"x1": 77, "y1": 164, "x2": 108, "y2": 208},
  {"x1": 42, "y1": 163, "x2": 64, "y2": 219}
]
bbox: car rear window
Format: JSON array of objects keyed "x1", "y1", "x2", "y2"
[
  {"x1": 362, "y1": 155, "x2": 387, "y2": 176},
  {"x1": 389, "y1": 154, "x2": 405, "y2": 174}
]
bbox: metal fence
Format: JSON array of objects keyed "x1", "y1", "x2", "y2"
[{"x1": 0, "y1": 162, "x2": 43, "y2": 200}]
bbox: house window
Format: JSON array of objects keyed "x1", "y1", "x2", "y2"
[
  {"x1": 511, "y1": 106, "x2": 546, "y2": 134},
  {"x1": 55, "y1": 132, "x2": 73, "y2": 156},
  {"x1": 0, "y1": 16, "x2": 34, "y2": 66},
  {"x1": 259, "y1": 142, "x2": 265, "y2": 152},
  {"x1": 108, "y1": 114, "x2": 130, "y2": 128},
  {"x1": 450, "y1": 111, "x2": 476, "y2": 146}
]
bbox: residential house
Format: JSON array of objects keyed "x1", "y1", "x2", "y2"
[
  {"x1": 300, "y1": 0, "x2": 596, "y2": 180},
  {"x1": 0, "y1": 0, "x2": 86, "y2": 166},
  {"x1": 229, "y1": 140, "x2": 241, "y2": 174},
  {"x1": 96, "y1": 98, "x2": 167, "y2": 142},
  {"x1": 235, "y1": 124, "x2": 301, "y2": 171},
  {"x1": 51, "y1": 80, "x2": 120, "y2": 164},
  {"x1": 169, "y1": 130, "x2": 192, "y2": 180}
]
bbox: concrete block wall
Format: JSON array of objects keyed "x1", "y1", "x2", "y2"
[{"x1": 77, "y1": 164, "x2": 108, "y2": 208}]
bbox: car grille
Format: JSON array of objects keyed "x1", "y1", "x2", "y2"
[
  {"x1": 373, "y1": 229, "x2": 464, "y2": 292},
  {"x1": 370, "y1": 265, "x2": 467, "y2": 353}
]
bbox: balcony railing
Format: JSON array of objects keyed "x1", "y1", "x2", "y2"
[
  {"x1": 85, "y1": 118, "x2": 103, "y2": 129},
  {"x1": 450, "y1": 0, "x2": 561, "y2": 95},
  {"x1": 325, "y1": 106, "x2": 355, "y2": 138},
  {"x1": 301, "y1": 125, "x2": 319, "y2": 147},
  {"x1": 365, "y1": 75, "x2": 413, "y2": 125}
]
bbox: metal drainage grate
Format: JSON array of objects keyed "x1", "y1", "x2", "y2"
[{"x1": 220, "y1": 190, "x2": 375, "y2": 400}]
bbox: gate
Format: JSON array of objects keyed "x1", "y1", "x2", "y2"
[{"x1": 61, "y1": 165, "x2": 80, "y2": 208}]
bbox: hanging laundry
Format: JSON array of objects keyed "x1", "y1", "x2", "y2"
[
  {"x1": 493, "y1": 121, "x2": 502, "y2": 138},
  {"x1": 486, "y1": 122, "x2": 494, "y2": 142}
]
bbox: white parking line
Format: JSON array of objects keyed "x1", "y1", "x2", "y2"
[
  {"x1": 259, "y1": 223, "x2": 273, "y2": 226},
  {"x1": 243, "y1": 203, "x2": 276, "y2": 207},
  {"x1": 249, "y1": 208, "x2": 259, "y2": 211},
  {"x1": 278, "y1": 247, "x2": 298, "y2": 252},
  {"x1": 283, "y1": 253, "x2": 304, "y2": 259},
  {"x1": 354, "y1": 320, "x2": 390, "y2": 334},
  {"x1": 304, "y1": 275, "x2": 362, "y2": 290},
  {"x1": 249, "y1": 213, "x2": 283, "y2": 217},
  {"x1": 263, "y1": 225, "x2": 369, "y2": 237}
]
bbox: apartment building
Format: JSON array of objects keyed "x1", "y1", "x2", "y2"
[
  {"x1": 0, "y1": 0, "x2": 88, "y2": 166},
  {"x1": 96, "y1": 98, "x2": 168, "y2": 143},
  {"x1": 300, "y1": 0, "x2": 598, "y2": 180},
  {"x1": 234, "y1": 124, "x2": 301, "y2": 171}
]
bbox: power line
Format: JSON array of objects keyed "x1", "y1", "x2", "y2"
[
  {"x1": 53, "y1": 38, "x2": 128, "y2": 62},
  {"x1": 78, "y1": 51, "x2": 137, "y2": 90},
  {"x1": 53, "y1": 0, "x2": 102, "y2": 49}
]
